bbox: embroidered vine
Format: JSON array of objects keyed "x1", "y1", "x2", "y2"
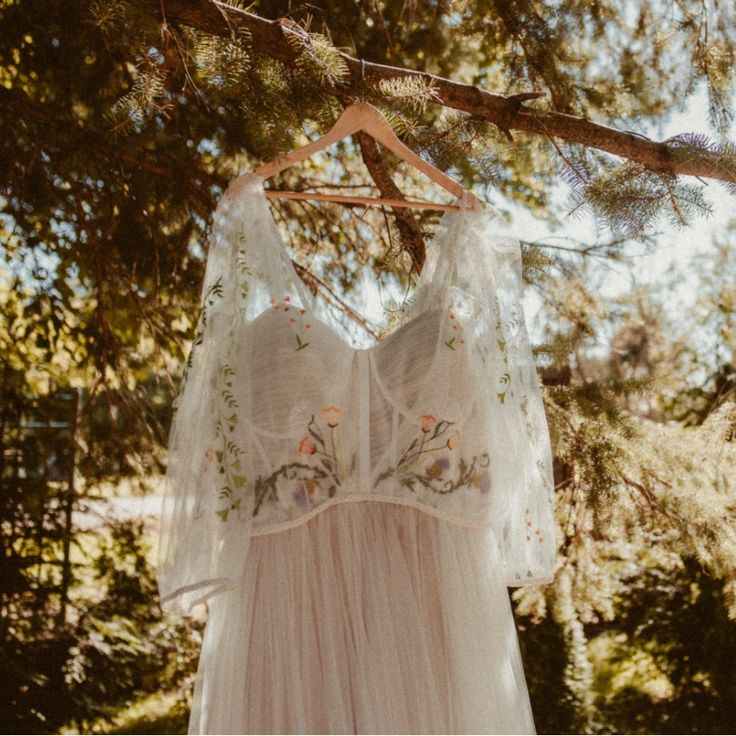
[
  {"x1": 236, "y1": 232, "x2": 252, "y2": 301},
  {"x1": 179, "y1": 275, "x2": 224, "y2": 393},
  {"x1": 214, "y1": 362, "x2": 247, "y2": 522},
  {"x1": 493, "y1": 292, "x2": 513, "y2": 404},
  {"x1": 251, "y1": 406, "x2": 353, "y2": 517},
  {"x1": 373, "y1": 414, "x2": 491, "y2": 495}
]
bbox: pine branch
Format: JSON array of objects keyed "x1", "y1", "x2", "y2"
[{"x1": 151, "y1": 0, "x2": 736, "y2": 187}]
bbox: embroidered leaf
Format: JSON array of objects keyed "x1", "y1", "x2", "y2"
[
  {"x1": 233, "y1": 474, "x2": 247, "y2": 487},
  {"x1": 444, "y1": 337, "x2": 457, "y2": 350},
  {"x1": 216, "y1": 508, "x2": 229, "y2": 522},
  {"x1": 307, "y1": 417, "x2": 324, "y2": 444},
  {"x1": 295, "y1": 334, "x2": 310, "y2": 351}
]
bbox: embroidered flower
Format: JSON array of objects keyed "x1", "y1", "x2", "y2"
[
  {"x1": 471, "y1": 469, "x2": 491, "y2": 494},
  {"x1": 525, "y1": 507, "x2": 544, "y2": 542},
  {"x1": 320, "y1": 406, "x2": 341, "y2": 428},
  {"x1": 293, "y1": 479, "x2": 318, "y2": 507},
  {"x1": 426, "y1": 456, "x2": 450, "y2": 479},
  {"x1": 298, "y1": 436, "x2": 317, "y2": 454},
  {"x1": 293, "y1": 487, "x2": 311, "y2": 507},
  {"x1": 253, "y1": 412, "x2": 344, "y2": 517},
  {"x1": 444, "y1": 305, "x2": 466, "y2": 350},
  {"x1": 447, "y1": 429, "x2": 461, "y2": 450},
  {"x1": 271, "y1": 295, "x2": 312, "y2": 351},
  {"x1": 421, "y1": 414, "x2": 438, "y2": 433},
  {"x1": 204, "y1": 445, "x2": 216, "y2": 464}
]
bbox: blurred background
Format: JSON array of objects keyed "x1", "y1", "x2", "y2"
[{"x1": 1, "y1": 1, "x2": 735, "y2": 733}]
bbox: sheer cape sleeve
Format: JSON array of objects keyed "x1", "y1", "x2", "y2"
[
  {"x1": 462, "y1": 206, "x2": 557, "y2": 586},
  {"x1": 155, "y1": 173, "x2": 332, "y2": 616},
  {"x1": 156, "y1": 187, "x2": 261, "y2": 616}
]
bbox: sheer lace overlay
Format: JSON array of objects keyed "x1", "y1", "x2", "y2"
[{"x1": 156, "y1": 172, "x2": 557, "y2": 618}]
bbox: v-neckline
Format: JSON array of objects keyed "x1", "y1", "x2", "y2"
[{"x1": 229, "y1": 171, "x2": 482, "y2": 354}]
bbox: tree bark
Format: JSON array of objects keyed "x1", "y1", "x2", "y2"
[{"x1": 153, "y1": 0, "x2": 736, "y2": 186}]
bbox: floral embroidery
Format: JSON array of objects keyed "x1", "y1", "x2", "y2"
[
  {"x1": 494, "y1": 294, "x2": 512, "y2": 403},
  {"x1": 271, "y1": 294, "x2": 312, "y2": 351},
  {"x1": 236, "y1": 233, "x2": 253, "y2": 300},
  {"x1": 525, "y1": 506, "x2": 544, "y2": 542},
  {"x1": 214, "y1": 363, "x2": 247, "y2": 522},
  {"x1": 471, "y1": 468, "x2": 492, "y2": 493},
  {"x1": 421, "y1": 413, "x2": 438, "y2": 433},
  {"x1": 220, "y1": 402, "x2": 495, "y2": 520},
  {"x1": 447, "y1": 428, "x2": 461, "y2": 449},
  {"x1": 298, "y1": 436, "x2": 317, "y2": 454},
  {"x1": 374, "y1": 414, "x2": 490, "y2": 495},
  {"x1": 251, "y1": 406, "x2": 349, "y2": 517},
  {"x1": 321, "y1": 405, "x2": 341, "y2": 427},
  {"x1": 444, "y1": 306, "x2": 466, "y2": 351},
  {"x1": 178, "y1": 276, "x2": 224, "y2": 393}
]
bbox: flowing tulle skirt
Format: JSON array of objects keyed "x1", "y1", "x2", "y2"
[{"x1": 188, "y1": 499, "x2": 538, "y2": 735}]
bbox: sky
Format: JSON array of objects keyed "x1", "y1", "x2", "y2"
[{"x1": 511, "y1": 83, "x2": 734, "y2": 299}]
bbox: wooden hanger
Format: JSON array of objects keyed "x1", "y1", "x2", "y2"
[{"x1": 226, "y1": 102, "x2": 484, "y2": 212}]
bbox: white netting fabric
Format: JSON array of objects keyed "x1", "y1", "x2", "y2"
[{"x1": 157, "y1": 172, "x2": 557, "y2": 616}]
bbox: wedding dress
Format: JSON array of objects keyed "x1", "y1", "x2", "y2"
[{"x1": 156, "y1": 171, "x2": 557, "y2": 735}]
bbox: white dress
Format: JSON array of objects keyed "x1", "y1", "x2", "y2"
[{"x1": 156, "y1": 172, "x2": 558, "y2": 735}]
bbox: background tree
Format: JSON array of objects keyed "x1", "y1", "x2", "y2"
[{"x1": 1, "y1": 0, "x2": 735, "y2": 732}]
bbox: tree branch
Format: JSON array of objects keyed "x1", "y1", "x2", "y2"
[
  {"x1": 354, "y1": 129, "x2": 427, "y2": 273},
  {"x1": 154, "y1": 0, "x2": 736, "y2": 185}
]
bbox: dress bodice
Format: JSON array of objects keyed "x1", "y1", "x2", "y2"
[{"x1": 156, "y1": 172, "x2": 558, "y2": 616}]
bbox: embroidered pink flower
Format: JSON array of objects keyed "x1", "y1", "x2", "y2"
[
  {"x1": 320, "y1": 406, "x2": 341, "y2": 428},
  {"x1": 421, "y1": 414, "x2": 437, "y2": 433},
  {"x1": 204, "y1": 446, "x2": 216, "y2": 463},
  {"x1": 298, "y1": 436, "x2": 317, "y2": 454},
  {"x1": 447, "y1": 429, "x2": 461, "y2": 449},
  {"x1": 524, "y1": 507, "x2": 543, "y2": 542}
]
